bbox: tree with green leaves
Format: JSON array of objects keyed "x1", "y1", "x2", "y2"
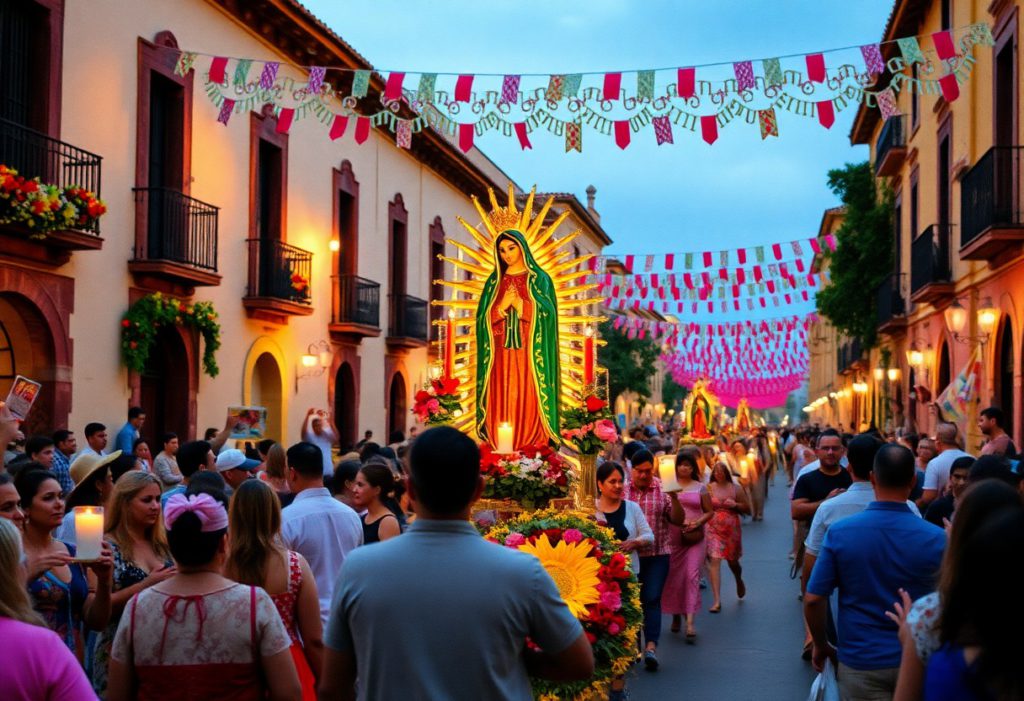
[
  {"x1": 815, "y1": 161, "x2": 894, "y2": 349},
  {"x1": 662, "y1": 373, "x2": 688, "y2": 412},
  {"x1": 597, "y1": 319, "x2": 661, "y2": 405}
]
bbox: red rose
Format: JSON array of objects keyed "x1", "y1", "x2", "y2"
[
  {"x1": 555, "y1": 475, "x2": 567, "y2": 486},
  {"x1": 440, "y1": 376, "x2": 460, "y2": 395},
  {"x1": 129, "y1": 341, "x2": 138, "y2": 349},
  {"x1": 542, "y1": 528, "x2": 562, "y2": 543},
  {"x1": 414, "y1": 390, "x2": 432, "y2": 403},
  {"x1": 121, "y1": 319, "x2": 131, "y2": 328},
  {"x1": 585, "y1": 395, "x2": 607, "y2": 413}
]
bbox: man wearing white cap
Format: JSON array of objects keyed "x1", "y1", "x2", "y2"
[{"x1": 215, "y1": 448, "x2": 260, "y2": 494}]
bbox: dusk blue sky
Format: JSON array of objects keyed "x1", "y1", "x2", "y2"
[{"x1": 304, "y1": 0, "x2": 895, "y2": 322}]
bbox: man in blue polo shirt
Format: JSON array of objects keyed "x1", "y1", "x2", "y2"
[{"x1": 805, "y1": 443, "x2": 945, "y2": 700}]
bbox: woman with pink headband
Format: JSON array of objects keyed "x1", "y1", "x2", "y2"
[{"x1": 106, "y1": 493, "x2": 301, "y2": 701}]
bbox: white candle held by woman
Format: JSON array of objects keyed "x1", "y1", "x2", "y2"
[
  {"x1": 496, "y1": 422, "x2": 515, "y2": 454},
  {"x1": 658, "y1": 455, "x2": 683, "y2": 492},
  {"x1": 74, "y1": 506, "x2": 104, "y2": 561}
]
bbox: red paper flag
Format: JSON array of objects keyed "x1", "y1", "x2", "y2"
[
  {"x1": 806, "y1": 53, "x2": 826, "y2": 82},
  {"x1": 678, "y1": 68, "x2": 695, "y2": 98},
  {"x1": 932, "y1": 30, "x2": 957, "y2": 61},
  {"x1": 939, "y1": 74, "x2": 960, "y2": 102},
  {"x1": 329, "y1": 114, "x2": 348, "y2": 141},
  {"x1": 736, "y1": 268, "x2": 746, "y2": 284},
  {"x1": 772, "y1": 243, "x2": 783, "y2": 260},
  {"x1": 624, "y1": 255, "x2": 634, "y2": 271},
  {"x1": 209, "y1": 56, "x2": 229, "y2": 84},
  {"x1": 718, "y1": 267, "x2": 728, "y2": 281},
  {"x1": 385, "y1": 72, "x2": 405, "y2": 102},
  {"x1": 665, "y1": 253, "x2": 674, "y2": 270},
  {"x1": 700, "y1": 115, "x2": 718, "y2": 145},
  {"x1": 614, "y1": 120, "x2": 631, "y2": 149},
  {"x1": 275, "y1": 108, "x2": 295, "y2": 134},
  {"x1": 817, "y1": 100, "x2": 835, "y2": 129},
  {"x1": 733, "y1": 300, "x2": 741, "y2": 311},
  {"x1": 513, "y1": 122, "x2": 532, "y2": 150},
  {"x1": 738, "y1": 248, "x2": 747, "y2": 264},
  {"x1": 354, "y1": 116, "x2": 371, "y2": 144},
  {"x1": 454, "y1": 75, "x2": 474, "y2": 102},
  {"x1": 683, "y1": 273, "x2": 694, "y2": 290},
  {"x1": 825, "y1": 234, "x2": 837, "y2": 251},
  {"x1": 703, "y1": 251, "x2": 713, "y2": 267},
  {"x1": 809, "y1": 237, "x2": 821, "y2": 254},
  {"x1": 754, "y1": 265, "x2": 763, "y2": 282},
  {"x1": 458, "y1": 123, "x2": 474, "y2": 152},
  {"x1": 603, "y1": 72, "x2": 622, "y2": 101}
]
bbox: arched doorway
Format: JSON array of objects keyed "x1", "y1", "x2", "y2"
[
  {"x1": 251, "y1": 352, "x2": 283, "y2": 442},
  {"x1": 139, "y1": 326, "x2": 189, "y2": 442},
  {"x1": 333, "y1": 362, "x2": 356, "y2": 450},
  {"x1": 996, "y1": 318, "x2": 1014, "y2": 428},
  {"x1": 387, "y1": 373, "x2": 406, "y2": 442},
  {"x1": 0, "y1": 293, "x2": 56, "y2": 436}
]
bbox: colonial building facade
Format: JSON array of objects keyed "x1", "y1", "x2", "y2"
[{"x1": 0, "y1": 0, "x2": 610, "y2": 448}]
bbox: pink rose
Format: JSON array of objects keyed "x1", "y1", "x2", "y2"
[
  {"x1": 594, "y1": 419, "x2": 618, "y2": 442},
  {"x1": 600, "y1": 590, "x2": 622, "y2": 610},
  {"x1": 562, "y1": 528, "x2": 584, "y2": 544},
  {"x1": 504, "y1": 533, "x2": 526, "y2": 547},
  {"x1": 608, "y1": 622, "x2": 621, "y2": 635},
  {"x1": 425, "y1": 398, "x2": 440, "y2": 412}
]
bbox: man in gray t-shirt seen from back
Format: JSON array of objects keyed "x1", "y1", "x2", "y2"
[{"x1": 319, "y1": 426, "x2": 594, "y2": 700}]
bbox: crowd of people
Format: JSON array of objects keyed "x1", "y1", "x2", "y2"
[{"x1": 2, "y1": 395, "x2": 1023, "y2": 700}]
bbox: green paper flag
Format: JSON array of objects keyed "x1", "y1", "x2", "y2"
[
  {"x1": 637, "y1": 70, "x2": 655, "y2": 100},
  {"x1": 352, "y1": 70, "x2": 370, "y2": 98},
  {"x1": 897, "y1": 37, "x2": 926, "y2": 64},
  {"x1": 763, "y1": 58, "x2": 783, "y2": 87},
  {"x1": 719, "y1": 251, "x2": 728, "y2": 267},
  {"x1": 417, "y1": 73, "x2": 436, "y2": 103},
  {"x1": 755, "y1": 246, "x2": 765, "y2": 263},
  {"x1": 685, "y1": 253, "x2": 694, "y2": 269},
  {"x1": 564, "y1": 74, "x2": 583, "y2": 97},
  {"x1": 233, "y1": 59, "x2": 253, "y2": 88},
  {"x1": 174, "y1": 52, "x2": 197, "y2": 78}
]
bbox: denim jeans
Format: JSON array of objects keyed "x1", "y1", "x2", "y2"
[{"x1": 638, "y1": 554, "x2": 671, "y2": 646}]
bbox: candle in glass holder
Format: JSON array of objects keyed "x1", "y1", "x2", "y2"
[
  {"x1": 658, "y1": 455, "x2": 682, "y2": 492},
  {"x1": 496, "y1": 422, "x2": 514, "y2": 454},
  {"x1": 74, "y1": 506, "x2": 104, "y2": 561}
]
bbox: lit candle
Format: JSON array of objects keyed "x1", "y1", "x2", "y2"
[
  {"x1": 739, "y1": 458, "x2": 749, "y2": 480},
  {"x1": 74, "y1": 506, "x2": 104, "y2": 561},
  {"x1": 583, "y1": 327, "x2": 595, "y2": 386},
  {"x1": 496, "y1": 422, "x2": 514, "y2": 454},
  {"x1": 444, "y1": 310, "x2": 455, "y2": 380},
  {"x1": 658, "y1": 455, "x2": 682, "y2": 492}
]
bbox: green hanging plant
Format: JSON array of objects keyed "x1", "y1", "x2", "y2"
[{"x1": 121, "y1": 293, "x2": 221, "y2": 377}]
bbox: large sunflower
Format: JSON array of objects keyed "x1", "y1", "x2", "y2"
[{"x1": 518, "y1": 534, "x2": 601, "y2": 618}]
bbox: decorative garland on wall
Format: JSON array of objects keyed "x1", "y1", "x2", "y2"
[
  {"x1": 121, "y1": 293, "x2": 222, "y2": 378},
  {"x1": 170, "y1": 23, "x2": 992, "y2": 151}
]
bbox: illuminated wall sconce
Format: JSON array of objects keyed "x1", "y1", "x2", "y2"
[
  {"x1": 872, "y1": 367, "x2": 885, "y2": 382},
  {"x1": 328, "y1": 239, "x2": 341, "y2": 253},
  {"x1": 297, "y1": 340, "x2": 332, "y2": 391},
  {"x1": 945, "y1": 297, "x2": 999, "y2": 345},
  {"x1": 887, "y1": 367, "x2": 900, "y2": 382}
]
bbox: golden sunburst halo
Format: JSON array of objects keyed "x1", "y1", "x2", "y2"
[{"x1": 517, "y1": 534, "x2": 602, "y2": 618}]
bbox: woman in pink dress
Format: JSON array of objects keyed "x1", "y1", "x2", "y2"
[
  {"x1": 662, "y1": 450, "x2": 713, "y2": 642},
  {"x1": 706, "y1": 461, "x2": 749, "y2": 612}
]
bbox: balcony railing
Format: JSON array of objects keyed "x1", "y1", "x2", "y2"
[
  {"x1": 960, "y1": 145, "x2": 1023, "y2": 250},
  {"x1": 910, "y1": 225, "x2": 951, "y2": 297},
  {"x1": 332, "y1": 274, "x2": 380, "y2": 328},
  {"x1": 388, "y1": 293, "x2": 428, "y2": 341},
  {"x1": 245, "y1": 238, "x2": 313, "y2": 305},
  {"x1": 0, "y1": 117, "x2": 103, "y2": 234},
  {"x1": 133, "y1": 187, "x2": 219, "y2": 271},
  {"x1": 876, "y1": 272, "x2": 905, "y2": 328},
  {"x1": 874, "y1": 116, "x2": 906, "y2": 176},
  {"x1": 837, "y1": 338, "x2": 863, "y2": 374}
]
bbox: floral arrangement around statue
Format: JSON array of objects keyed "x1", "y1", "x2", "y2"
[
  {"x1": 0, "y1": 165, "x2": 106, "y2": 236},
  {"x1": 478, "y1": 443, "x2": 573, "y2": 509},
  {"x1": 121, "y1": 293, "x2": 221, "y2": 377},
  {"x1": 560, "y1": 395, "x2": 617, "y2": 455},
  {"x1": 485, "y1": 510, "x2": 642, "y2": 701},
  {"x1": 411, "y1": 377, "x2": 463, "y2": 425}
]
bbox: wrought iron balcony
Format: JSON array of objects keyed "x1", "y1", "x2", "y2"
[
  {"x1": 910, "y1": 224, "x2": 954, "y2": 305},
  {"x1": 129, "y1": 187, "x2": 220, "y2": 294},
  {"x1": 243, "y1": 238, "x2": 314, "y2": 324},
  {"x1": 387, "y1": 293, "x2": 429, "y2": 347},
  {"x1": 875, "y1": 272, "x2": 906, "y2": 334},
  {"x1": 329, "y1": 274, "x2": 381, "y2": 342},
  {"x1": 874, "y1": 115, "x2": 907, "y2": 177},
  {"x1": 960, "y1": 146, "x2": 1024, "y2": 262},
  {"x1": 0, "y1": 117, "x2": 104, "y2": 266}
]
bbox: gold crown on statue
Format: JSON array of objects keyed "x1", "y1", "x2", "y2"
[{"x1": 487, "y1": 203, "x2": 524, "y2": 232}]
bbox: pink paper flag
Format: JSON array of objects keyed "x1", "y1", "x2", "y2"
[
  {"x1": 932, "y1": 30, "x2": 957, "y2": 61},
  {"x1": 259, "y1": 62, "x2": 280, "y2": 89},
  {"x1": 734, "y1": 60, "x2": 755, "y2": 91},
  {"x1": 454, "y1": 74, "x2": 474, "y2": 102},
  {"x1": 500, "y1": 75, "x2": 520, "y2": 104},
  {"x1": 876, "y1": 88, "x2": 900, "y2": 119},
  {"x1": 603, "y1": 72, "x2": 622, "y2": 101},
  {"x1": 677, "y1": 67, "x2": 695, "y2": 98},
  {"x1": 513, "y1": 122, "x2": 532, "y2": 150},
  {"x1": 802, "y1": 290, "x2": 810, "y2": 301},
  {"x1": 700, "y1": 115, "x2": 718, "y2": 145},
  {"x1": 396, "y1": 119, "x2": 412, "y2": 149},
  {"x1": 809, "y1": 237, "x2": 821, "y2": 254},
  {"x1": 385, "y1": 72, "x2": 405, "y2": 102},
  {"x1": 458, "y1": 123, "x2": 474, "y2": 152},
  {"x1": 354, "y1": 116, "x2": 371, "y2": 144},
  {"x1": 860, "y1": 44, "x2": 885, "y2": 76},
  {"x1": 939, "y1": 73, "x2": 960, "y2": 102},
  {"x1": 216, "y1": 99, "x2": 235, "y2": 125},
  {"x1": 307, "y1": 66, "x2": 326, "y2": 95},
  {"x1": 275, "y1": 108, "x2": 295, "y2": 134},
  {"x1": 209, "y1": 56, "x2": 228, "y2": 84},
  {"x1": 824, "y1": 234, "x2": 837, "y2": 251},
  {"x1": 806, "y1": 53, "x2": 826, "y2": 82},
  {"x1": 329, "y1": 114, "x2": 348, "y2": 140},
  {"x1": 614, "y1": 120, "x2": 631, "y2": 149},
  {"x1": 652, "y1": 115, "x2": 673, "y2": 145},
  {"x1": 817, "y1": 100, "x2": 835, "y2": 129}
]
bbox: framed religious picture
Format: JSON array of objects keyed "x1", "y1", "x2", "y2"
[
  {"x1": 5, "y1": 375, "x2": 42, "y2": 421},
  {"x1": 227, "y1": 406, "x2": 267, "y2": 439}
]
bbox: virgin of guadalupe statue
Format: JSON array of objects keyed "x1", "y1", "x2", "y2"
[
  {"x1": 476, "y1": 230, "x2": 561, "y2": 450},
  {"x1": 685, "y1": 381, "x2": 716, "y2": 440}
]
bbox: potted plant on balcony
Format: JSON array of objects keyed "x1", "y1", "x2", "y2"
[{"x1": 0, "y1": 165, "x2": 106, "y2": 236}]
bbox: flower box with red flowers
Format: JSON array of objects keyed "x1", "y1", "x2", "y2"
[
  {"x1": 478, "y1": 442, "x2": 573, "y2": 508},
  {"x1": 0, "y1": 165, "x2": 106, "y2": 237},
  {"x1": 411, "y1": 376, "x2": 463, "y2": 426}
]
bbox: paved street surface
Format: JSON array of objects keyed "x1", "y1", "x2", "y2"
[{"x1": 626, "y1": 480, "x2": 817, "y2": 700}]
